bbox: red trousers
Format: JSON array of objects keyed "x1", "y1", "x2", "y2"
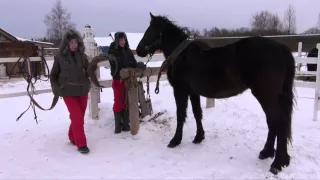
[
  {"x1": 112, "y1": 79, "x2": 127, "y2": 112},
  {"x1": 63, "y1": 94, "x2": 88, "y2": 148}
]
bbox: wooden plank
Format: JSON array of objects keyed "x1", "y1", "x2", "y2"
[
  {"x1": 294, "y1": 81, "x2": 316, "y2": 88},
  {"x1": 0, "y1": 88, "x2": 53, "y2": 99},
  {"x1": 0, "y1": 56, "x2": 54, "y2": 63},
  {"x1": 295, "y1": 57, "x2": 317, "y2": 64},
  {"x1": 120, "y1": 67, "x2": 164, "y2": 79},
  {"x1": 296, "y1": 71, "x2": 317, "y2": 75},
  {"x1": 0, "y1": 76, "x2": 168, "y2": 100}
]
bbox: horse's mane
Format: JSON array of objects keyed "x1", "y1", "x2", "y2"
[{"x1": 155, "y1": 15, "x2": 188, "y2": 37}]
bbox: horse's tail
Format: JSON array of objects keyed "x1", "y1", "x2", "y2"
[
  {"x1": 87, "y1": 54, "x2": 117, "y2": 88},
  {"x1": 280, "y1": 49, "x2": 296, "y2": 145}
]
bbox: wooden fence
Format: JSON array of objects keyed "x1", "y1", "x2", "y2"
[
  {"x1": 295, "y1": 42, "x2": 320, "y2": 121},
  {"x1": 0, "y1": 27, "x2": 318, "y2": 122}
]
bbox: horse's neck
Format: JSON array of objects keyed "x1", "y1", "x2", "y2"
[{"x1": 161, "y1": 27, "x2": 187, "y2": 58}]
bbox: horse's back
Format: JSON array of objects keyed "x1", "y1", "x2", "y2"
[
  {"x1": 233, "y1": 36, "x2": 295, "y2": 91},
  {"x1": 175, "y1": 36, "x2": 294, "y2": 98}
]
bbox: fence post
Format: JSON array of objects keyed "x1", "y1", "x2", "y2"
[
  {"x1": 83, "y1": 25, "x2": 100, "y2": 120},
  {"x1": 313, "y1": 43, "x2": 320, "y2": 121},
  {"x1": 297, "y1": 42, "x2": 302, "y2": 71},
  {"x1": 206, "y1": 98, "x2": 215, "y2": 108}
]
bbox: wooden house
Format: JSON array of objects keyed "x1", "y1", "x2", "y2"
[{"x1": 0, "y1": 28, "x2": 54, "y2": 77}]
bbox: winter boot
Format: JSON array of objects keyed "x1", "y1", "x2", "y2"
[
  {"x1": 114, "y1": 112, "x2": 122, "y2": 133},
  {"x1": 121, "y1": 110, "x2": 130, "y2": 131},
  {"x1": 78, "y1": 146, "x2": 90, "y2": 154}
]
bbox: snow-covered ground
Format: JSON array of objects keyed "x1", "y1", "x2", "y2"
[{"x1": 0, "y1": 56, "x2": 320, "y2": 179}]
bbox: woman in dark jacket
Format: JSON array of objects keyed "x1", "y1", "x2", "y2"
[
  {"x1": 50, "y1": 29, "x2": 91, "y2": 154},
  {"x1": 108, "y1": 32, "x2": 137, "y2": 133}
]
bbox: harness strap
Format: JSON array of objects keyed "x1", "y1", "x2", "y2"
[
  {"x1": 16, "y1": 82, "x2": 60, "y2": 122},
  {"x1": 154, "y1": 38, "x2": 194, "y2": 94},
  {"x1": 28, "y1": 94, "x2": 59, "y2": 111}
]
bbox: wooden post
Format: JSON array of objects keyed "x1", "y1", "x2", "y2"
[
  {"x1": 313, "y1": 43, "x2": 320, "y2": 121},
  {"x1": 297, "y1": 42, "x2": 302, "y2": 71},
  {"x1": 83, "y1": 25, "x2": 100, "y2": 120},
  {"x1": 120, "y1": 67, "x2": 163, "y2": 135},
  {"x1": 206, "y1": 98, "x2": 215, "y2": 108},
  {"x1": 127, "y1": 81, "x2": 140, "y2": 135}
]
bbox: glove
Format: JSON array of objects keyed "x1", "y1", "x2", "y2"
[{"x1": 136, "y1": 62, "x2": 146, "y2": 70}]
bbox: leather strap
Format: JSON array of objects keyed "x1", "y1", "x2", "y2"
[
  {"x1": 155, "y1": 38, "x2": 194, "y2": 94},
  {"x1": 28, "y1": 93, "x2": 59, "y2": 111}
]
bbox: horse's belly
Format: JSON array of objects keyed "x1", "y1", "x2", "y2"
[
  {"x1": 210, "y1": 88, "x2": 247, "y2": 98},
  {"x1": 189, "y1": 79, "x2": 248, "y2": 99}
]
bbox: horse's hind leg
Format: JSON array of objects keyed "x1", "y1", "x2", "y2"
[
  {"x1": 252, "y1": 90, "x2": 290, "y2": 174},
  {"x1": 190, "y1": 94, "x2": 205, "y2": 144},
  {"x1": 168, "y1": 88, "x2": 189, "y2": 148},
  {"x1": 269, "y1": 93, "x2": 292, "y2": 174},
  {"x1": 259, "y1": 120, "x2": 276, "y2": 159}
]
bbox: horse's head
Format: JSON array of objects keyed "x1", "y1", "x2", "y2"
[{"x1": 136, "y1": 12, "x2": 167, "y2": 57}]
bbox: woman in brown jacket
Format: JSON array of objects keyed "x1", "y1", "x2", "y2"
[{"x1": 50, "y1": 29, "x2": 91, "y2": 154}]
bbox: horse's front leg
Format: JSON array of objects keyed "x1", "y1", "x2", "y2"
[{"x1": 168, "y1": 88, "x2": 189, "y2": 148}]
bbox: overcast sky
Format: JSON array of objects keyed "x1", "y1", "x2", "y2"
[{"x1": 0, "y1": 0, "x2": 319, "y2": 39}]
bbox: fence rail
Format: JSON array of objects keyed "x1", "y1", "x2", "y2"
[{"x1": 0, "y1": 29, "x2": 319, "y2": 122}]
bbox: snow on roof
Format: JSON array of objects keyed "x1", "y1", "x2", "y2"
[
  {"x1": 0, "y1": 28, "x2": 53, "y2": 47},
  {"x1": 94, "y1": 36, "x2": 113, "y2": 47},
  {"x1": 15, "y1": 36, "x2": 54, "y2": 46},
  {"x1": 109, "y1": 32, "x2": 144, "y2": 50}
]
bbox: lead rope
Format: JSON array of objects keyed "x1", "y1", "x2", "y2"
[
  {"x1": 138, "y1": 54, "x2": 153, "y2": 80},
  {"x1": 16, "y1": 56, "x2": 39, "y2": 123},
  {"x1": 11, "y1": 53, "x2": 55, "y2": 123}
]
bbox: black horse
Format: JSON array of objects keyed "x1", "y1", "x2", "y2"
[
  {"x1": 306, "y1": 47, "x2": 318, "y2": 72},
  {"x1": 136, "y1": 13, "x2": 295, "y2": 175}
]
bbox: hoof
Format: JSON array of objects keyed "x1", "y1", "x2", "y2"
[
  {"x1": 258, "y1": 149, "x2": 275, "y2": 160},
  {"x1": 269, "y1": 167, "x2": 280, "y2": 175},
  {"x1": 269, "y1": 153, "x2": 290, "y2": 175},
  {"x1": 192, "y1": 135, "x2": 205, "y2": 144},
  {"x1": 167, "y1": 141, "x2": 180, "y2": 148}
]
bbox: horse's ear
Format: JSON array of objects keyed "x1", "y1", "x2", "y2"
[{"x1": 149, "y1": 12, "x2": 155, "y2": 19}]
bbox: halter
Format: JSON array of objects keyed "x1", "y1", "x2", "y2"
[{"x1": 139, "y1": 33, "x2": 162, "y2": 56}]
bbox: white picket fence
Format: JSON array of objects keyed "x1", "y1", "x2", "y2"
[
  {"x1": 0, "y1": 28, "x2": 319, "y2": 121},
  {"x1": 295, "y1": 42, "x2": 320, "y2": 121}
]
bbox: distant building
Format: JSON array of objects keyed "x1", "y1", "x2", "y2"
[
  {"x1": 95, "y1": 32, "x2": 162, "y2": 55},
  {"x1": 94, "y1": 36, "x2": 113, "y2": 53}
]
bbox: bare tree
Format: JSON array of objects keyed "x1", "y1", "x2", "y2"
[
  {"x1": 202, "y1": 28, "x2": 209, "y2": 37},
  {"x1": 283, "y1": 4, "x2": 297, "y2": 34},
  {"x1": 303, "y1": 27, "x2": 320, "y2": 34},
  {"x1": 251, "y1": 10, "x2": 283, "y2": 35},
  {"x1": 316, "y1": 13, "x2": 320, "y2": 29},
  {"x1": 189, "y1": 28, "x2": 201, "y2": 37},
  {"x1": 44, "y1": 0, "x2": 75, "y2": 43},
  {"x1": 269, "y1": 13, "x2": 283, "y2": 32},
  {"x1": 251, "y1": 10, "x2": 270, "y2": 31}
]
